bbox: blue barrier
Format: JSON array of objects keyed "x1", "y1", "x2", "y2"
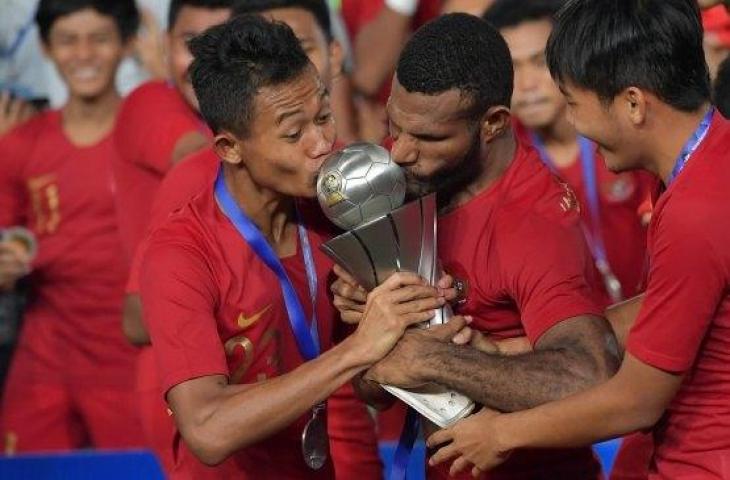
[
  {"x1": 0, "y1": 438, "x2": 621, "y2": 479},
  {"x1": 378, "y1": 438, "x2": 623, "y2": 480},
  {"x1": 0, "y1": 450, "x2": 165, "y2": 480}
]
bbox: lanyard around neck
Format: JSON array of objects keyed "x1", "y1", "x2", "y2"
[{"x1": 214, "y1": 169, "x2": 320, "y2": 360}]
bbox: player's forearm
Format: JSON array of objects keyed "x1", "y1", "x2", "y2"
[
  {"x1": 352, "y1": 372, "x2": 396, "y2": 410},
  {"x1": 497, "y1": 365, "x2": 660, "y2": 452},
  {"x1": 352, "y1": 8, "x2": 411, "y2": 96},
  {"x1": 182, "y1": 337, "x2": 372, "y2": 465},
  {"x1": 605, "y1": 294, "x2": 644, "y2": 351},
  {"x1": 420, "y1": 343, "x2": 615, "y2": 412}
]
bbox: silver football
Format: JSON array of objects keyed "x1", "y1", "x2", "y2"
[{"x1": 317, "y1": 142, "x2": 406, "y2": 230}]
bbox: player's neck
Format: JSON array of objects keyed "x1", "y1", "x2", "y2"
[
  {"x1": 222, "y1": 165, "x2": 296, "y2": 254},
  {"x1": 440, "y1": 130, "x2": 516, "y2": 214},
  {"x1": 645, "y1": 102, "x2": 712, "y2": 185},
  {"x1": 533, "y1": 114, "x2": 580, "y2": 168},
  {"x1": 61, "y1": 88, "x2": 121, "y2": 147}
]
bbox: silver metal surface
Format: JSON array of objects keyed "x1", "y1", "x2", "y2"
[{"x1": 301, "y1": 403, "x2": 329, "y2": 470}]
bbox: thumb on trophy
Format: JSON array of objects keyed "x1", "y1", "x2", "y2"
[{"x1": 428, "y1": 316, "x2": 473, "y2": 343}]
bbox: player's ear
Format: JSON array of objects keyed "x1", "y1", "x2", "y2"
[
  {"x1": 480, "y1": 105, "x2": 511, "y2": 143},
  {"x1": 213, "y1": 132, "x2": 244, "y2": 166},
  {"x1": 621, "y1": 86, "x2": 647, "y2": 126}
]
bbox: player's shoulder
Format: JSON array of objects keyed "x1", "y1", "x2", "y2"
[
  {"x1": 147, "y1": 190, "x2": 213, "y2": 251},
  {"x1": 0, "y1": 110, "x2": 60, "y2": 172},
  {"x1": 125, "y1": 80, "x2": 177, "y2": 103},
  {"x1": 2, "y1": 109, "x2": 58, "y2": 142},
  {"x1": 498, "y1": 141, "x2": 582, "y2": 231},
  {"x1": 120, "y1": 80, "x2": 183, "y2": 119}
]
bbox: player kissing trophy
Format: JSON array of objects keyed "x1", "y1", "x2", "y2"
[{"x1": 316, "y1": 142, "x2": 474, "y2": 427}]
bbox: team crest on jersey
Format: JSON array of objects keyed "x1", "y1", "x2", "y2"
[
  {"x1": 560, "y1": 183, "x2": 580, "y2": 213},
  {"x1": 602, "y1": 175, "x2": 636, "y2": 203}
]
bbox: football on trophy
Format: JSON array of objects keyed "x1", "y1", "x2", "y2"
[{"x1": 316, "y1": 142, "x2": 406, "y2": 230}]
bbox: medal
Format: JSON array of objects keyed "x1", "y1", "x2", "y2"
[{"x1": 301, "y1": 403, "x2": 328, "y2": 470}]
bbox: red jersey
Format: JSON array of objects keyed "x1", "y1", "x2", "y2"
[
  {"x1": 514, "y1": 120, "x2": 653, "y2": 304},
  {"x1": 625, "y1": 112, "x2": 730, "y2": 479},
  {"x1": 0, "y1": 110, "x2": 135, "y2": 386},
  {"x1": 140, "y1": 185, "x2": 338, "y2": 479},
  {"x1": 432, "y1": 139, "x2": 605, "y2": 479},
  {"x1": 555, "y1": 151, "x2": 653, "y2": 302},
  {"x1": 112, "y1": 80, "x2": 208, "y2": 261}
]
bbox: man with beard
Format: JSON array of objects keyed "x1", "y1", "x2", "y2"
[{"x1": 332, "y1": 13, "x2": 621, "y2": 480}]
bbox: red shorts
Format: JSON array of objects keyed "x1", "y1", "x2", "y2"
[{"x1": 2, "y1": 346, "x2": 143, "y2": 452}]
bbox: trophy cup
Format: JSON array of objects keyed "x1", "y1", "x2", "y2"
[{"x1": 316, "y1": 143, "x2": 474, "y2": 428}]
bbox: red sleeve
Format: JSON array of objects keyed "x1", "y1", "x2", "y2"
[
  {"x1": 500, "y1": 211, "x2": 604, "y2": 344},
  {"x1": 626, "y1": 203, "x2": 725, "y2": 373},
  {"x1": 0, "y1": 128, "x2": 31, "y2": 227},
  {"x1": 115, "y1": 83, "x2": 202, "y2": 175},
  {"x1": 139, "y1": 228, "x2": 228, "y2": 394}
]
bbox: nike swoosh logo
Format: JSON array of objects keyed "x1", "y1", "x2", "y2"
[{"x1": 237, "y1": 304, "x2": 272, "y2": 328}]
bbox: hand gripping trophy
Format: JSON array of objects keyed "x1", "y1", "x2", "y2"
[{"x1": 316, "y1": 142, "x2": 474, "y2": 427}]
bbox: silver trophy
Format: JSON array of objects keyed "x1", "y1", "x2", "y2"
[{"x1": 317, "y1": 143, "x2": 474, "y2": 427}]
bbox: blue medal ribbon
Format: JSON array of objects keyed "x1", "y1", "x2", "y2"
[
  {"x1": 214, "y1": 168, "x2": 320, "y2": 360},
  {"x1": 666, "y1": 107, "x2": 714, "y2": 186},
  {"x1": 390, "y1": 407, "x2": 421, "y2": 480}
]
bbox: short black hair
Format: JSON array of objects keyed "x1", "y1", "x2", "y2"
[
  {"x1": 35, "y1": 0, "x2": 140, "y2": 44},
  {"x1": 547, "y1": 0, "x2": 711, "y2": 111},
  {"x1": 396, "y1": 13, "x2": 513, "y2": 118},
  {"x1": 233, "y1": 0, "x2": 332, "y2": 41},
  {"x1": 483, "y1": 0, "x2": 564, "y2": 30},
  {"x1": 168, "y1": 0, "x2": 235, "y2": 30},
  {"x1": 189, "y1": 14, "x2": 311, "y2": 136},
  {"x1": 714, "y1": 56, "x2": 730, "y2": 118}
]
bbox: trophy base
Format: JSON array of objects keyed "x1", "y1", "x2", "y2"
[{"x1": 382, "y1": 384, "x2": 475, "y2": 428}]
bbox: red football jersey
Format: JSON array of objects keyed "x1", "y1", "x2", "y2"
[
  {"x1": 555, "y1": 150, "x2": 653, "y2": 302},
  {"x1": 112, "y1": 80, "x2": 208, "y2": 261},
  {"x1": 432, "y1": 139, "x2": 605, "y2": 479},
  {"x1": 0, "y1": 110, "x2": 136, "y2": 386},
  {"x1": 140, "y1": 185, "x2": 339, "y2": 479},
  {"x1": 130, "y1": 147, "x2": 382, "y2": 478},
  {"x1": 625, "y1": 112, "x2": 730, "y2": 479}
]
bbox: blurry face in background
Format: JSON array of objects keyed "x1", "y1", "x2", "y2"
[
  {"x1": 264, "y1": 8, "x2": 338, "y2": 88},
  {"x1": 44, "y1": 8, "x2": 129, "y2": 101},
  {"x1": 501, "y1": 18, "x2": 565, "y2": 130},
  {"x1": 168, "y1": 6, "x2": 231, "y2": 111}
]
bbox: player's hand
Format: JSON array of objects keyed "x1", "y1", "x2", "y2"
[
  {"x1": 331, "y1": 264, "x2": 368, "y2": 324},
  {"x1": 0, "y1": 241, "x2": 32, "y2": 291},
  {"x1": 364, "y1": 316, "x2": 470, "y2": 388},
  {"x1": 0, "y1": 92, "x2": 35, "y2": 137},
  {"x1": 352, "y1": 271, "x2": 445, "y2": 364},
  {"x1": 134, "y1": 8, "x2": 168, "y2": 79},
  {"x1": 427, "y1": 407, "x2": 512, "y2": 477}
]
